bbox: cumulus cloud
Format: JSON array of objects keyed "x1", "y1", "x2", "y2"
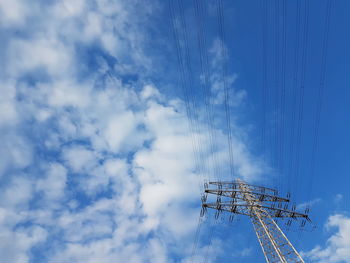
[
  {"x1": 304, "y1": 214, "x2": 350, "y2": 263},
  {"x1": 7, "y1": 37, "x2": 74, "y2": 78},
  {"x1": 1, "y1": 176, "x2": 33, "y2": 209},
  {"x1": 0, "y1": 133, "x2": 32, "y2": 178},
  {"x1": 208, "y1": 38, "x2": 246, "y2": 107},
  {"x1": 0, "y1": 81, "x2": 18, "y2": 125},
  {"x1": 0, "y1": 0, "x2": 265, "y2": 262},
  {"x1": 62, "y1": 146, "x2": 98, "y2": 173},
  {"x1": 0, "y1": 225, "x2": 47, "y2": 263},
  {"x1": 37, "y1": 163, "x2": 67, "y2": 202},
  {"x1": 0, "y1": 0, "x2": 29, "y2": 27}
]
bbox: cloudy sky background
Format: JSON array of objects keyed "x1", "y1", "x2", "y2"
[{"x1": 1, "y1": 0, "x2": 350, "y2": 262}]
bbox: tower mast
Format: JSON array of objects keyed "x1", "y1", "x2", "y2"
[{"x1": 201, "y1": 180, "x2": 310, "y2": 263}]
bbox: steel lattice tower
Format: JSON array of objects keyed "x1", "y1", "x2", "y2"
[{"x1": 201, "y1": 180, "x2": 310, "y2": 263}]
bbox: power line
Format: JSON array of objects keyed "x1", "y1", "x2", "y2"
[
  {"x1": 203, "y1": 215, "x2": 217, "y2": 263},
  {"x1": 279, "y1": 0, "x2": 287, "y2": 193},
  {"x1": 274, "y1": 0, "x2": 280, "y2": 191},
  {"x1": 287, "y1": 0, "x2": 302, "y2": 194},
  {"x1": 308, "y1": 0, "x2": 334, "y2": 199},
  {"x1": 169, "y1": 0, "x2": 207, "y2": 187},
  {"x1": 193, "y1": 0, "x2": 223, "y2": 182},
  {"x1": 215, "y1": 0, "x2": 236, "y2": 180},
  {"x1": 190, "y1": 216, "x2": 204, "y2": 263},
  {"x1": 293, "y1": 0, "x2": 310, "y2": 198},
  {"x1": 261, "y1": 0, "x2": 268, "y2": 186}
]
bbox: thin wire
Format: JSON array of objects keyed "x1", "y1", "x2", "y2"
[
  {"x1": 308, "y1": 0, "x2": 334, "y2": 199},
  {"x1": 169, "y1": 0, "x2": 205, "y2": 189},
  {"x1": 287, "y1": 0, "x2": 301, "y2": 194},
  {"x1": 190, "y1": 216, "x2": 204, "y2": 263},
  {"x1": 203, "y1": 216, "x2": 217, "y2": 263},
  {"x1": 273, "y1": 0, "x2": 280, "y2": 191},
  {"x1": 216, "y1": 0, "x2": 236, "y2": 180},
  {"x1": 279, "y1": 0, "x2": 287, "y2": 193},
  {"x1": 267, "y1": 0, "x2": 275, "y2": 187},
  {"x1": 193, "y1": 0, "x2": 223, "y2": 183},
  {"x1": 261, "y1": 0, "x2": 268, "y2": 186},
  {"x1": 294, "y1": 0, "x2": 310, "y2": 198}
]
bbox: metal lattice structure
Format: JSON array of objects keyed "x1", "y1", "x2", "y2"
[{"x1": 201, "y1": 180, "x2": 310, "y2": 263}]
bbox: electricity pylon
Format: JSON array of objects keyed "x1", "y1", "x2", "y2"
[{"x1": 201, "y1": 180, "x2": 310, "y2": 263}]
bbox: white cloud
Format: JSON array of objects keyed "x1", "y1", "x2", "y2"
[
  {"x1": 297, "y1": 198, "x2": 322, "y2": 210},
  {"x1": 209, "y1": 38, "x2": 228, "y2": 66},
  {"x1": 104, "y1": 111, "x2": 140, "y2": 152},
  {"x1": 7, "y1": 37, "x2": 74, "y2": 78},
  {"x1": 0, "y1": 226, "x2": 47, "y2": 263},
  {"x1": 0, "y1": 81, "x2": 18, "y2": 126},
  {"x1": 0, "y1": 0, "x2": 264, "y2": 262},
  {"x1": 141, "y1": 84, "x2": 162, "y2": 101},
  {"x1": 208, "y1": 38, "x2": 246, "y2": 107},
  {"x1": 146, "y1": 238, "x2": 168, "y2": 263},
  {"x1": 46, "y1": 80, "x2": 92, "y2": 108},
  {"x1": 304, "y1": 214, "x2": 350, "y2": 263},
  {"x1": 103, "y1": 159, "x2": 138, "y2": 215},
  {"x1": 37, "y1": 163, "x2": 67, "y2": 202},
  {"x1": 83, "y1": 12, "x2": 104, "y2": 40},
  {"x1": 135, "y1": 102, "x2": 200, "y2": 216},
  {"x1": 0, "y1": 134, "x2": 32, "y2": 178},
  {"x1": 0, "y1": 176, "x2": 33, "y2": 208},
  {"x1": 53, "y1": 0, "x2": 86, "y2": 18},
  {"x1": 0, "y1": 0, "x2": 29, "y2": 27},
  {"x1": 181, "y1": 237, "x2": 224, "y2": 263},
  {"x1": 334, "y1": 194, "x2": 343, "y2": 204},
  {"x1": 62, "y1": 146, "x2": 98, "y2": 173}
]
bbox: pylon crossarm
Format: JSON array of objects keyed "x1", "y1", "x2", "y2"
[
  {"x1": 202, "y1": 202, "x2": 309, "y2": 219},
  {"x1": 208, "y1": 181, "x2": 277, "y2": 195},
  {"x1": 204, "y1": 189, "x2": 289, "y2": 203}
]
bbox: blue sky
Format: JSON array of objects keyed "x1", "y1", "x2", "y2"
[{"x1": 0, "y1": 0, "x2": 350, "y2": 262}]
